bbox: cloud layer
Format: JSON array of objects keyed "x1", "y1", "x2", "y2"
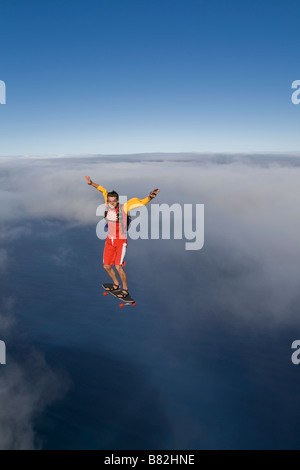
[
  {"x1": 1, "y1": 152, "x2": 300, "y2": 328},
  {"x1": 1, "y1": 152, "x2": 300, "y2": 449}
]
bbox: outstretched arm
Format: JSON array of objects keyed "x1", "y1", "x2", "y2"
[
  {"x1": 84, "y1": 176, "x2": 108, "y2": 203},
  {"x1": 84, "y1": 175, "x2": 99, "y2": 189},
  {"x1": 124, "y1": 188, "x2": 160, "y2": 213}
]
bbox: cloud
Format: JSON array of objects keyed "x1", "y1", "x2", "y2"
[
  {"x1": 0, "y1": 258, "x2": 69, "y2": 449},
  {"x1": 52, "y1": 247, "x2": 74, "y2": 267},
  {"x1": 0, "y1": 298, "x2": 16, "y2": 333},
  {"x1": 0, "y1": 350, "x2": 69, "y2": 450},
  {"x1": 2, "y1": 153, "x2": 300, "y2": 329}
]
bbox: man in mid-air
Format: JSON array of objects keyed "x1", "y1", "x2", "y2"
[{"x1": 85, "y1": 175, "x2": 159, "y2": 300}]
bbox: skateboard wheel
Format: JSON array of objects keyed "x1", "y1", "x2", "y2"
[
  {"x1": 120, "y1": 303, "x2": 124, "y2": 308},
  {"x1": 103, "y1": 291, "x2": 108, "y2": 296},
  {"x1": 132, "y1": 302, "x2": 136, "y2": 306}
]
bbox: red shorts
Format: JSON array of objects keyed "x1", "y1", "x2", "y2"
[{"x1": 103, "y1": 237, "x2": 127, "y2": 266}]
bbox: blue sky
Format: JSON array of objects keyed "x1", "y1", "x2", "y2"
[{"x1": 1, "y1": 0, "x2": 300, "y2": 155}]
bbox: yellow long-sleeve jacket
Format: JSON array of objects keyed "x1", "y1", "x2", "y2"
[
  {"x1": 97, "y1": 185, "x2": 151, "y2": 238},
  {"x1": 97, "y1": 185, "x2": 151, "y2": 214}
]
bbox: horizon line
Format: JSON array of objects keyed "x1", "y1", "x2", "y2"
[{"x1": 1, "y1": 150, "x2": 300, "y2": 159}]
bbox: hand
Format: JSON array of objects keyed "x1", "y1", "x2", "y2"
[
  {"x1": 149, "y1": 188, "x2": 160, "y2": 199},
  {"x1": 85, "y1": 175, "x2": 92, "y2": 185}
]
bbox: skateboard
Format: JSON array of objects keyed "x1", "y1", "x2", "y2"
[{"x1": 102, "y1": 283, "x2": 136, "y2": 308}]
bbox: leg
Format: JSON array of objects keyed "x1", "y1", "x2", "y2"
[
  {"x1": 104, "y1": 264, "x2": 120, "y2": 287},
  {"x1": 115, "y1": 264, "x2": 128, "y2": 291},
  {"x1": 114, "y1": 241, "x2": 128, "y2": 296},
  {"x1": 103, "y1": 238, "x2": 120, "y2": 288}
]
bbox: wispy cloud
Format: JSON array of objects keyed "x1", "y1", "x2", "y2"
[
  {"x1": 0, "y1": 254, "x2": 70, "y2": 449},
  {"x1": 0, "y1": 298, "x2": 16, "y2": 333},
  {"x1": 0, "y1": 349, "x2": 69, "y2": 449}
]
